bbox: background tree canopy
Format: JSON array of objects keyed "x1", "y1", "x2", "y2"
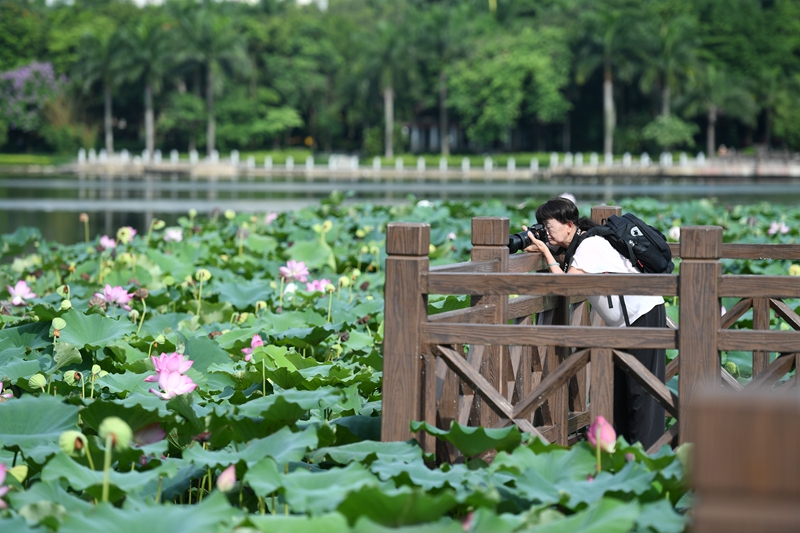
[{"x1": 0, "y1": 0, "x2": 798, "y2": 157}]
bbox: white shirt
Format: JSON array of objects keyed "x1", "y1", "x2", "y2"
[{"x1": 570, "y1": 236, "x2": 664, "y2": 327}]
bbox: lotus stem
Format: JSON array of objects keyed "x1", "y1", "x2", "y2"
[
  {"x1": 137, "y1": 298, "x2": 147, "y2": 336},
  {"x1": 262, "y1": 357, "x2": 266, "y2": 397},
  {"x1": 85, "y1": 445, "x2": 96, "y2": 471},
  {"x1": 196, "y1": 279, "x2": 204, "y2": 316},
  {"x1": 155, "y1": 476, "x2": 163, "y2": 503},
  {"x1": 278, "y1": 278, "x2": 285, "y2": 308},
  {"x1": 84, "y1": 219, "x2": 90, "y2": 244},
  {"x1": 595, "y1": 425, "x2": 602, "y2": 474},
  {"x1": 102, "y1": 434, "x2": 113, "y2": 502},
  {"x1": 327, "y1": 292, "x2": 333, "y2": 322}
]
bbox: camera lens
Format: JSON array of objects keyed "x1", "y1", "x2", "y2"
[{"x1": 508, "y1": 231, "x2": 532, "y2": 254}]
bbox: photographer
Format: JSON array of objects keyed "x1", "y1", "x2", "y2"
[{"x1": 522, "y1": 197, "x2": 666, "y2": 450}]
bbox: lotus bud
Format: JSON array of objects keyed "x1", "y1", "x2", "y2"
[
  {"x1": 64, "y1": 370, "x2": 82, "y2": 386},
  {"x1": 59, "y1": 430, "x2": 88, "y2": 456},
  {"x1": 338, "y1": 276, "x2": 350, "y2": 288},
  {"x1": 28, "y1": 374, "x2": 47, "y2": 389},
  {"x1": 99, "y1": 417, "x2": 133, "y2": 449},
  {"x1": 60, "y1": 300, "x2": 72, "y2": 311},
  {"x1": 220, "y1": 254, "x2": 228, "y2": 262},
  {"x1": 152, "y1": 219, "x2": 166, "y2": 230},
  {"x1": 79, "y1": 213, "x2": 89, "y2": 223},
  {"x1": 216, "y1": 464, "x2": 236, "y2": 492},
  {"x1": 163, "y1": 275, "x2": 175, "y2": 286},
  {"x1": 188, "y1": 208, "x2": 197, "y2": 219},
  {"x1": 195, "y1": 269, "x2": 212, "y2": 282},
  {"x1": 587, "y1": 416, "x2": 616, "y2": 453},
  {"x1": 322, "y1": 220, "x2": 333, "y2": 232},
  {"x1": 429, "y1": 244, "x2": 436, "y2": 253},
  {"x1": 359, "y1": 246, "x2": 369, "y2": 255},
  {"x1": 224, "y1": 209, "x2": 236, "y2": 220},
  {"x1": 355, "y1": 229, "x2": 366, "y2": 238},
  {"x1": 369, "y1": 245, "x2": 380, "y2": 256}
]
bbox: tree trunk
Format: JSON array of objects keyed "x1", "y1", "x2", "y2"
[
  {"x1": 662, "y1": 85, "x2": 670, "y2": 117},
  {"x1": 383, "y1": 86, "x2": 394, "y2": 159},
  {"x1": 439, "y1": 71, "x2": 450, "y2": 156},
  {"x1": 764, "y1": 107, "x2": 772, "y2": 149},
  {"x1": 603, "y1": 65, "x2": 615, "y2": 155},
  {"x1": 104, "y1": 83, "x2": 114, "y2": 154},
  {"x1": 144, "y1": 82, "x2": 154, "y2": 160},
  {"x1": 206, "y1": 61, "x2": 215, "y2": 156},
  {"x1": 707, "y1": 104, "x2": 717, "y2": 158},
  {"x1": 562, "y1": 112, "x2": 571, "y2": 152}
]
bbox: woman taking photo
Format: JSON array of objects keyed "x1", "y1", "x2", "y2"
[{"x1": 523, "y1": 197, "x2": 666, "y2": 450}]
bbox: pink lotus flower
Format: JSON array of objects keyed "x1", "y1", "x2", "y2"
[
  {"x1": 116, "y1": 226, "x2": 137, "y2": 244},
  {"x1": 768, "y1": 221, "x2": 790, "y2": 235},
  {"x1": 0, "y1": 383, "x2": 12, "y2": 401},
  {"x1": 144, "y1": 352, "x2": 193, "y2": 382},
  {"x1": 149, "y1": 371, "x2": 197, "y2": 400},
  {"x1": 132, "y1": 423, "x2": 166, "y2": 446},
  {"x1": 265, "y1": 213, "x2": 278, "y2": 225},
  {"x1": 217, "y1": 464, "x2": 236, "y2": 492},
  {"x1": 99, "y1": 235, "x2": 116, "y2": 250},
  {"x1": 0, "y1": 463, "x2": 8, "y2": 509},
  {"x1": 587, "y1": 416, "x2": 616, "y2": 453},
  {"x1": 94, "y1": 284, "x2": 134, "y2": 310},
  {"x1": 668, "y1": 226, "x2": 680, "y2": 241},
  {"x1": 164, "y1": 228, "x2": 183, "y2": 242},
  {"x1": 305, "y1": 278, "x2": 331, "y2": 293},
  {"x1": 7, "y1": 280, "x2": 36, "y2": 306},
  {"x1": 446, "y1": 232, "x2": 457, "y2": 241},
  {"x1": 241, "y1": 334, "x2": 264, "y2": 362},
  {"x1": 279, "y1": 259, "x2": 309, "y2": 282}
]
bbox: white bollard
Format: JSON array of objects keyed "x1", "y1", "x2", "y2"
[
  {"x1": 604, "y1": 152, "x2": 613, "y2": 166},
  {"x1": 230, "y1": 150, "x2": 239, "y2": 165},
  {"x1": 170, "y1": 150, "x2": 179, "y2": 164},
  {"x1": 575, "y1": 153, "x2": 583, "y2": 167},
  {"x1": 133, "y1": 155, "x2": 142, "y2": 165},
  {"x1": 439, "y1": 157, "x2": 447, "y2": 171},
  {"x1": 563, "y1": 152, "x2": 573, "y2": 167},
  {"x1": 351, "y1": 156, "x2": 359, "y2": 170},
  {"x1": 622, "y1": 152, "x2": 632, "y2": 166},
  {"x1": 305, "y1": 156, "x2": 314, "y2": 169},
  {"x1": 328, "y1": 155, "x2": 337, "y2": 169},
  {"x1": 395, "y1": 157, "x2": 403, "y2": 170},
  {"x1": 88, "y1": 148, "x2": 97, "y2": 163},
  {"x1": 507, "y1": 157, "x2": 516, "y2": 171},
  {"x1": 99, "y1": 149, "x2": 107, "y2": 162},
  {"x1": 417, "y1": 157, "x2": 425, "y2": 171},
  {"x1": 210, "y1": 150, "x2": 219, "y2": 163},
  {"x1": 640, "y1": 152, "x2": 651, "y2": 166},
  {"x1": 372, "y1": 156, "x2": 381, "y2": 169},
  {"x1": 246, "y1": 155, "x2": 255, "y2": 169},
  {"x1": 530, "y1": 158, "x2": 539, "y2": 171},
  {"x1": 78, "y1": 148, "x2": 86, "y2": 164},
  {"x1": 696, "y1": 152, "x2": 706, "y2": 165},
  {"x1": 550, "y1": 152, "x2": 559, "y2": 167},
  {"x1": 121, "y1": 149, "x2": 130, "y2": 163},
  {"x1": 153, "y1": 149, "x2": 162, "y2": 164},
  {"x1": 679, "y1": 152, "x2": 688, "y2": 166},
  {"x1": 484, "y1": 157, "x2": 493, "y2": 171},
  {"x1": 264, "y1": 155, "x2": 272, "y2": 169},
  {"x1": 190, "y1": 150, "x2": 199, "y2": 164},
  {"x1": 285, "y1": 155, "x2": 294, "y2": 170},
  {"x1": 461, "y1": 158, "x2": 470, "y2": 171}
]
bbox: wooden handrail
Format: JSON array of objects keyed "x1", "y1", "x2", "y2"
[
  {"x1": 720, "y1": 275, "x2": 800, "y2": 297},
  {"x1": 430, "y1": 259, "x2": 499, "y2": 273}
]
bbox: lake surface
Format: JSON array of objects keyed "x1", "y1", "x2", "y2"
[{"x1": 2, "y1": 171, "x2": 800, "y2": 243}]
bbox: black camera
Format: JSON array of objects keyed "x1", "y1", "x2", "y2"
[{"x1": 508, "y1": 224, "x2": 547, "y2": 254}]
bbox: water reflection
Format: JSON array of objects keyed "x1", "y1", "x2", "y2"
[{"x1": 2, "y1": 171, "x2": 800, "y2": 243}]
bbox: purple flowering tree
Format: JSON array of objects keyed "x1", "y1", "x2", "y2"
[{"x1": 0, "y1": 62, "x2": 67, "y2": 133}]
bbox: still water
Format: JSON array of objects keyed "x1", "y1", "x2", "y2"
[{"x1": 2, "y1": 171, "x2": 799, "y2": 243}]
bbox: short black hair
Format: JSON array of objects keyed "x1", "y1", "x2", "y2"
[{"x1": 535, "y1": 197, "x2": 579, "y2": 225}]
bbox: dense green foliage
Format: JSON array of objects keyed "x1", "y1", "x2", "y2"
[
  {"x1": 0, "y1": 194, "x2": 799, "y2": 530},
  {"x1": 0, "y1": 0, "x2": 799, "y2": 157}
]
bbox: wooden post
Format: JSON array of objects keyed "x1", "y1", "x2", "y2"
[
  {"x1": 678, "y1": 226, "x2": 722, "y2": 444},
  {"x1": 470, "y1": 217, "x2": 509, "y2": 429},
  {"x1": 382, "y1": 223, "x2": 430, "y2": 446},
  {"x1": 586, "y1": 206, "x2": 621, "y2": 426},
  {"x1": 751, "y1": 297, "x2": 770, "y2": 377}
]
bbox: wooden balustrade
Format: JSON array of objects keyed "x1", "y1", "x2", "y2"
[{"x1": 382, "y1": 206, "x2": 800, "y2": 460}]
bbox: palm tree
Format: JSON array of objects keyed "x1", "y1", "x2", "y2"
[
  {"x1": 73, "y1": 20, "x2": 125, "y2": 154},
  {"x1": 171, "y1": 0, "x2": 250, "y2": 155},
  {"x1": 121, "y1": 11, "x2": 176, "y2": 160},
  {"x1": 684, "y1": 63, "x2": 756, "y2": 157}
]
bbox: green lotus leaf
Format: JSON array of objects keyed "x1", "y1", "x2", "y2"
[
  {"x1": 309, "y1": 440, "x2": 422, "y2": 465},
  {"x1": 411, "y1": 421, "x2": 522, "y2": 458},
  {"x1": 329, "y1": 416, "x2": 381, "y2": 445},
  {"x1": 0, "y1": 395, "x2": 79, "y2": 463},
  {"x1": 52, "y1": 342, "x2": 83, "y2": 373},
  {"x1": 248, "y1": 512, "x2": 351, "y2": 533},
  {"x1": 237, "y1": 387, "x2": 344, "y2": 422},
  {"x1": 94, "y1": 371, "x2": 152, "y2": 396},
  {"x1": 180, "y1": 333, "x2": 233, "y2": 372},
  {"x1": 215, "y1": 278, "x2": 273, "y2": 310},
  {"x1": 635, "y1": 499, "x2": 687, "y2": 533},
  {"x1": 146, "y1": 249, "x2": 195, "y2": 280},
  {"x1": 513, "y1": 464, "x2": 563, "y2": 506},
  {"x1": 8, "y1": 480, "x2": 94, "y2": 514},
  {"x1": 57, "y1": 491, "x2": 235, "y2": 533},
  {"x1": 337, "y1": 485, "x2": 459, "y2": 527},
  {"x1": 492, "y1": 441, "x2": 595, "y2": 483},
  {"x1": 525, "y1": 497, "x2": 640, "y2": 533},
  {"x1": 0, "y1": 360, "x2": 43, "y2": 383},
  {"x1": 369, "y1": 458, "x2": 466, "y2": 492},
  {"x1": 139, "y1": 312, "x2": 193, "y2": 338},
  {"x1": 0, "y1": 321, "x2": 51, "y2": 351},
  {"x1": 184, "y1": 425, "x2": 317, "y2": 468},
  {"x1": 288, "y1": 239, "x2": 336, "y2": 271},
  {"x1": 558, "y1": 462, "x2": 656, "y2": 509},
  {"x1": 79, "y1": 398, "x2": 167, "y2": 434},
  {"x1": 58, "y1": 309, "x2": 135, "y2": 351},
  {"x1": 351, "y1": 516, "x2": 463, "y2": 533},
  {"x1": 0, "y1": 517, "x2": 46, "y2": 533},
  {"x1": 1, "y1": 226, "x2": 41, "y2": 257},
  {"x1": 282, "y1": 462, "x2": 379, "y2": 515}
]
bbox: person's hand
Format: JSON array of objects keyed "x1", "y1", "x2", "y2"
[{"x1": 521, "y1": 225, "x2": 550, "y2": 255}]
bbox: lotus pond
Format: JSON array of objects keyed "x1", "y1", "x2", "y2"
[{"x1": 0, "y1": 193, "x2": 798, "y2": 532}]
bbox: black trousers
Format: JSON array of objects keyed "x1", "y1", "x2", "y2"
[{"x1": 612, "y1": 303, "x2": 666, "y2": 450}]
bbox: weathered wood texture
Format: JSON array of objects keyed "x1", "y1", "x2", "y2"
[
  {"x1": 678, "y1": 226, "x2": 722, "y2": 445},
  {"x1": 381, "y1": 223, "x2": 430, "y2": 448},
  {"x1": 692, "y1": 391, "x2": 800, "y2": 533}
]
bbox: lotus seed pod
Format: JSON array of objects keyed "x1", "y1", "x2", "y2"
[
  {"x1": 60, "y1": 300, "x2": 72, "y2": 311},
  {"x1": 155, "y1": 334, "x2": 166, "y2": 345},
  {"x1": 355, "y1": 229, "x2": 366, "y2": 238},
  {"x1": 99, "y1": 417, "x2": 133, "y2": 449},
  {"x1": 59, "y1": 430, "x2": 88, "y2": 456},
  {"x1": 429, "y1": 244, "x2": 436, "y2": 253},
  {"x1": 369, "y1": 245, "x2": 380, "y2": 256},
  {"x1": 338, "y1": 276, "x2": 350, "y2": 288},
  {"x1": 163, "y1": 275, "x2": 175, "y2": 286},
  {"x1": 64, "y1": 370, "x2": 80, "y2": 386},
  {"x1": 128, "y1": 309, "x2": 140, "y2": 322},
  {"x1": 360, "y1": 246, "x2": 369, "y2": 254},
  {"x1": 56, "y1": 285, "x2": 70, "y2": 298},
  {"x1": 322, "y1": 220, "x2": 333, "y2": 232},
  {"x1": 723, "y1": 361, "x2": 740, "y2": 378},
  {"x1": 91, "y1": 364, "x2": 101, "y2": 376},
  {"x1": 28, "y1": 374, "x2": 46, "y2": 389},
  {"x1": 195, "y1": 269, "x2": 212, "y2": 282},
  {"x1": 52, "y1": 318, "x2": 67, "y2": 331},
  {"x1": 255, "y1": 301, "x2": 267, "y2": 313},
  {"x1": 152, "y1": 219, "x2": 166, "y2": 230},
  {"x1": 325, "y1": 283, "x2": 336, "y2": 293},
  {"x1": 350, "y1": 269, "x2": 361, "y2": 279},
  {"x1": 224, "y1": 209, "x2": 236, "y2": 220},
  {"x1": 237, "y1": 312, "x2": 249, "y2": 324},
  {"x1": 188, "y1": 208, "x2": 197, "y2": 219}
]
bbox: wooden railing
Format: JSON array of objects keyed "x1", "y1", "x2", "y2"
[{"x1": 381, "y1": 205, "x2": 800, "y2": 460}]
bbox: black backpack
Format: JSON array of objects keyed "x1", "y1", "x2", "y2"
[{"x1": 563, "y1": 213, "x2": 673, "y2": 326}]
